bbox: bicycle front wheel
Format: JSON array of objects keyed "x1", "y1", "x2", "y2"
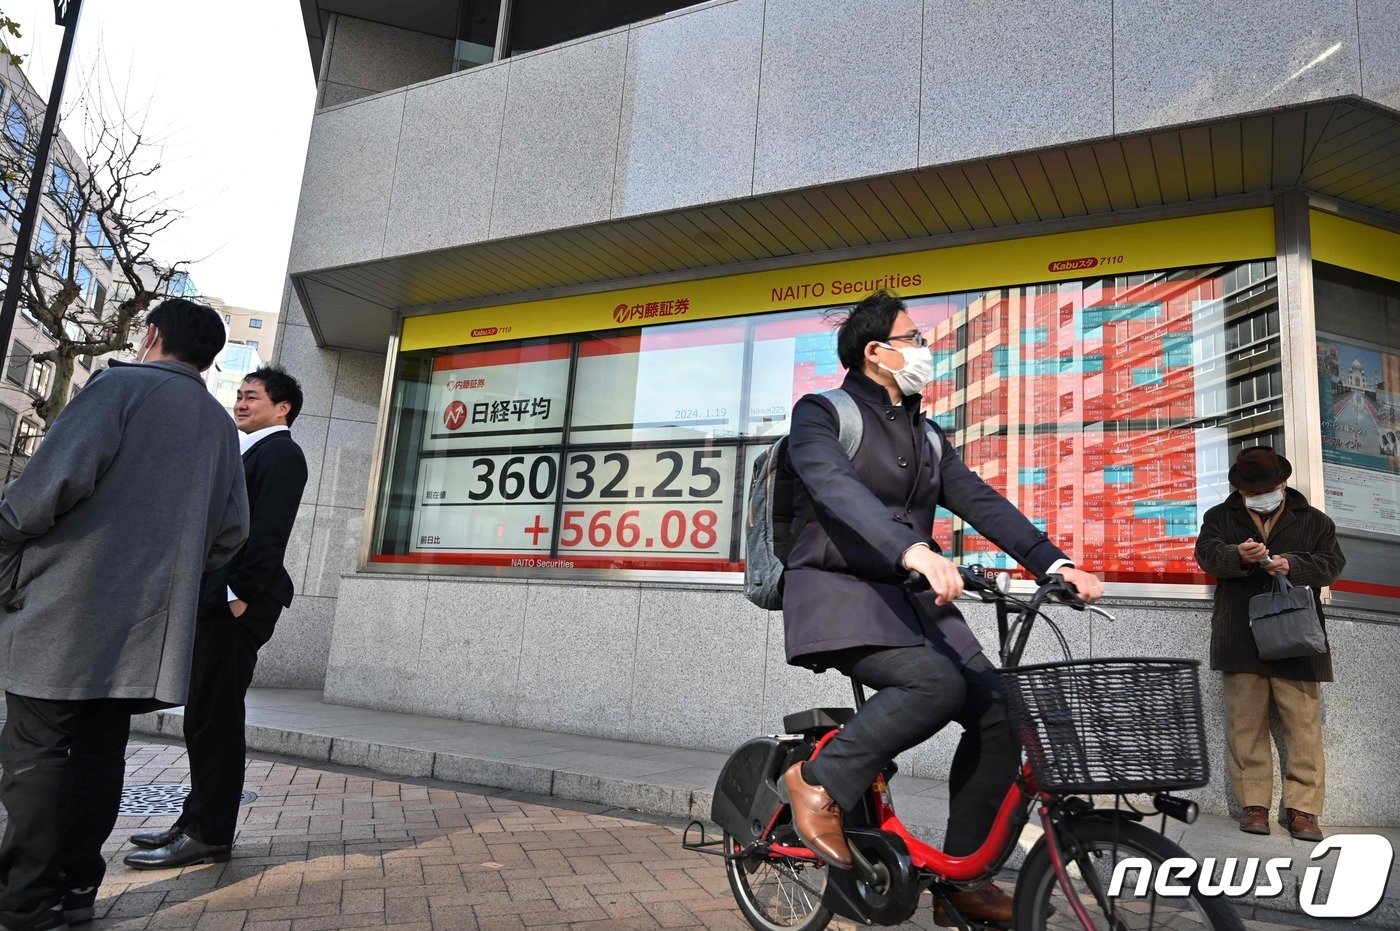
[
  {"x1": 724, "y1": 832, "x2": 832, "y2": 931},
  {"x1": 1014, "y1": 818, "x2": 1246, "y2": 930}
]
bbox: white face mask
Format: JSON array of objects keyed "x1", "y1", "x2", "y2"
[
  {"x1": 876, "y1": 343, "x2": 934, "y2": 396},
  {"x1": 1244, "y1": 489, "x2": 1284, "y2": 513},
  {"x1": 136, "y1": 328, "x2": 156, "y2": 364}
]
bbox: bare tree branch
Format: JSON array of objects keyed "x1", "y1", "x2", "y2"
[{"x1": 0, "y1": 72, "x2": 192, "y2": 428}]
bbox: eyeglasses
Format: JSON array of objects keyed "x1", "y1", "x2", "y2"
[{"x1": 886, "y1": 330, "x2": 929, "y2": 348}]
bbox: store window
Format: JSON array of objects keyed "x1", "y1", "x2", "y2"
[
  {"x1": 373, "y1": 258, "x2": 1281, "y2": 585},
  {"x1": 1314, "y1": 262, "x2": 1400, "y2": 607}
]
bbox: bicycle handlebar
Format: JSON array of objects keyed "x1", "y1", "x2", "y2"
[
  {"x1": 904, "y1": 564, "x2": 1113, "y2": 666},
  {"x1": 904, "y1": 565, "x2": 1086, "y2": 608}
]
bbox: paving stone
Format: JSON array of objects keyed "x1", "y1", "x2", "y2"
[{"x1": 0, "y1": 740, "x2": 1332, "y2": 931}]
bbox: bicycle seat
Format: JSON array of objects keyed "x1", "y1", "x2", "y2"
[{"x1": 783, "y1": 707, "x2": 855, "y2": 734}]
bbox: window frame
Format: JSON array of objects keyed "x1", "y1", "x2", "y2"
[
  {"x1": 26, "y1": 357, "x2": 53, "y2": 399},
  {"x1": 5, "y1": 341, "x2": 29, "y2": 385},
  {"x1": 14, "y1": 417, "x2": 41, "y2": 456},
  {"x1": 0, "y1": 402, "x2": 15, "y2": 453},
  {"x1": 4, "y1": 99, "x2": 27, "y2": 150}
]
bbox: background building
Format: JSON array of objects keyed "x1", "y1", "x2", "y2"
[
  {"x1": 0, "y1": 57, "x2": 123, "y2": 479},
  {"x1": 201, "y1": 295, "x2": 278, "y2": 413},
  {"x1": 206, "y1": 340, "x2": 264, "y2": 414},
  {"x1": 208, "y1": 295, "x2": 279, "y2": 360},
  {"x1": 272, "y1": 1, "x2": 1400, "y2": 825}
]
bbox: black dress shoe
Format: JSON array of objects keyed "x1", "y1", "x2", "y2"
[
  {"x1": 128, "y1": 825, "x2": 182, "y2": 850},
  {"x1": 0, "y1": 902, "x2": 66, "y2": 930},
  {"x1": 63, "y1": 886, "x2": 97, "y2": 924},
  {"x1": 122, "y1": 831, "x2": 231, "y2": 870}
]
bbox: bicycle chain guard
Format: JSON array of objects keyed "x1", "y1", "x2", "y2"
[{"x1": 823, "y1": 827, "x2": 922, "y2": 925}]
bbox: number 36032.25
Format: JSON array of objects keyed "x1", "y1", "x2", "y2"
[{"x1": 463, "y1": 449, "x2": 725, "y2": 503}]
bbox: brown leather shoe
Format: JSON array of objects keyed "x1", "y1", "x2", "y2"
[
  {"x1": 1286, "y1": 808, "x2": 1324, "y2": 842},
  {"x1": 935, "y1": 882, "x2": 1014, "y2": 927},
  {"x1": 1239, "y1": 805, "x2": 1270, "y2": 835},
  {"x1": 781, "y1": 763, "x2": 852, "y2": 869}
]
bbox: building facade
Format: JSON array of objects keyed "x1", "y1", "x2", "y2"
[
  {"x1": 0, "y1": 59, "x2": 123, "y2": 478},
  {"x1": 209, "y1": 296, "x2": 279, "y2": 360},
  {"x1": 275, "y1": 0, "x2": 1400, "y2": 824}
]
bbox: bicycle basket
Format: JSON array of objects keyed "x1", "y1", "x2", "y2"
[{"x1": 1000, "y1": 657, "x2": 1208, "y2": 795}]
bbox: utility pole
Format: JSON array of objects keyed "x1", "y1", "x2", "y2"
[{"x1": 0, "y1": 0, "x2": 84, "y2": 370}]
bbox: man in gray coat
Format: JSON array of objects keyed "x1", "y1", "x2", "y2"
[{"x1": 0, "y1": 298, "x2": 249, "y2": 931}]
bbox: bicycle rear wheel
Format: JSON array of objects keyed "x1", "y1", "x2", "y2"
[
  {"x1": 1014, "y1": 819, "x2": 1245, "y2": 930},
  {"x1": 724, "y1": 832, "x2": 832, "y2": 931}
]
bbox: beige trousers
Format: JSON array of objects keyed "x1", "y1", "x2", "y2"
[{"x1": 1223, "y1": 672, "x2": 1325, "y2": 815}]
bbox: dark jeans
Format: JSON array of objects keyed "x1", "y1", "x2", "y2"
[
  {"x1": 806, "y1": 647, "x2": 1020, "y2": 856},
  {"x1": 0, "y1": 694, "x2": 133, "y2": 926},
  {"x1": 176, "y1": 599, "x2": 279, "y2": 846}
]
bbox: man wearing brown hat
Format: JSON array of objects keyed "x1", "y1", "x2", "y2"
[{"x1": 1194, "y1": 447, "x2": 1345, "y2": 842}]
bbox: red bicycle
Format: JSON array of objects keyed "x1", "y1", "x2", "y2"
[{"x1": 685, "y1": 566, "x2": 1244, "y2": 931}]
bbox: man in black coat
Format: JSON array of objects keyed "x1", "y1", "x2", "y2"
[
  {"x1": 125, "y1": 367, "x2": 309, "y2": 869},
  {"x1": 780, "y1": 291, "x2": 1104, "y2": 926},
  {"x1": 1194, "y1": 447, "x2": 1344, "y2": 842}
]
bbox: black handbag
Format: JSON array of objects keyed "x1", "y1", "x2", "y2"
[{"x1": 1249, "y1": 572, "x2": 1327, "y2": 661}]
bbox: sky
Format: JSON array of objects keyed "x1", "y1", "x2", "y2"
[{"x1": 6, "y1": 0, "x2": 316, "y2": 313}]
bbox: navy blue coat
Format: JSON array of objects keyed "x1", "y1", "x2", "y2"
[{"x1": 782, "y1": 370, "x2": 1068, "y2": 666}]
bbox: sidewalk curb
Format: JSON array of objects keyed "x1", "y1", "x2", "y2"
[
  {"x1": 129, "y1": 710, "x2": 1397, "y2": 928},
  {"x1": 131, "y1": 709, "x2": 718, "y2": 826}
]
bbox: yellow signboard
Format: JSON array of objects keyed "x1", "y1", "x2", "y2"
[
  {"x1": 1311, "y1": 211, "x2": 1400, "y2": 283},
  {"x1": 401, "y1": 207, "x2": 1276, "y2": 352}
]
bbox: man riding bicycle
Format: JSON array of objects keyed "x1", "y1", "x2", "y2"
[{"x1": 781, "y1": 290, "x2": 1104, "y2": 926}]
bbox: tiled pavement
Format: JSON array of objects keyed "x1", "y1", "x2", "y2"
[
  {"x1": 0, "y1": 740, "x2": 1328, "y2": 931},
  {"x1": 125, "y1": 690, "x2": 1400, "y2": 927}
]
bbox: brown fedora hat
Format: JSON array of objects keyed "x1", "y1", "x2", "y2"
[{"x1": 1228, "y1": 447, "x2": 1292, "y2": 494}]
